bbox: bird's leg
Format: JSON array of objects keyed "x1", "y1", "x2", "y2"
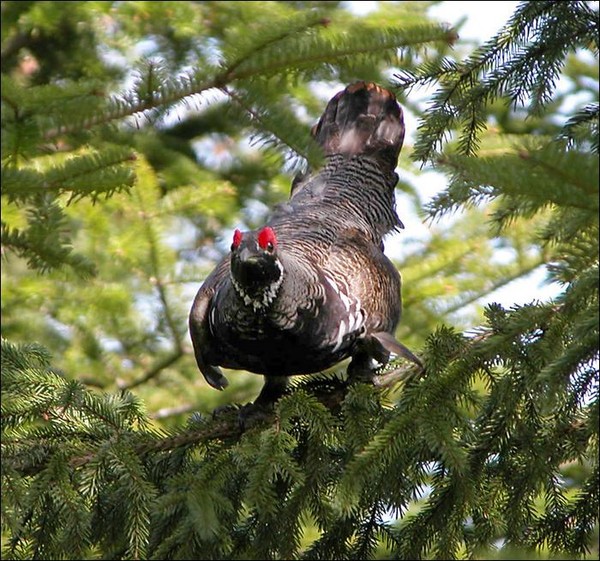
[
  {"x1": 348, "y1": 332, "x2": 424, "y2": 385},
  {"x1": 347, "y1": 345, "x2": 389, "y2": 383},
  {"x1": 236, "y1": 376, "x2": 290, "y2": 430},
  {"x1": 254, "y1": 375, "x2": 290, "y2": 407}
]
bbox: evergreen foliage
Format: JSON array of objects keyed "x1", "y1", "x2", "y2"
[
  {"x1": 1, "y1": 1, "x2": 598, "y2": 559},
  {"x1": 395, "y1": 0, "x2": 599, "y2": 162}
]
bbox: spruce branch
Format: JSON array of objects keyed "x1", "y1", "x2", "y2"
[
  {"x1": 218, "y1": 10, "x2": 332, "y2": 83},
  {"x1": 41, "y1": 70, "x2": 218, "y2": 141},
  {"x1": 560, "y1": 102, "x2": 599, "y2": 153},
  {"x1": 0, "y1": 29, "x2": 32, "y2": 66},
  {"x1": 436, "y1": 256, "x2": 548, "y2": 318},
  {"x1": 395, "y1": 0, "x2": 599, "y2": 163},
  {"x1": 1, "y1": 203, "x2": 97, "y2": 277},
  {"x1": 118, "y1": 350, "x2": 184, "y2": 391},
  {"x1": 40, "y1": 22, "x2": 455, "y2": 145},
  {"x1": 426, "y1": 140, "x2": 599, "y2": 225},
  {"x1": 3, "y1": 280, "x2": 597, "y2": 557},
  {"x1": 222, "y1": 85, "x2": 324, "y2": 168},
  {"x1": 221, "y1": 24, "x2": 457, "y2": 83},
  {"x1": 1, "y1": 146, "x2": 137, "y2": 202},
  {"x1": 3, "y1": 366, "x2": 422, "y2": 478},
  {"x1": 2, "y1": 2, "x2": 598, "y2": 557}
]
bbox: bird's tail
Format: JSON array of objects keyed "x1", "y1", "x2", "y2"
[{"x1": 310, "y1": 81, "x2": 405, "y2": 172}]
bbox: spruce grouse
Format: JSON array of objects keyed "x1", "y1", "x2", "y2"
[{"x1": 189, "y1": 81, "x2": 421, "y2": 405}]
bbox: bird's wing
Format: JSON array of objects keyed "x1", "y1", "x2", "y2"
[
  {"x1": 323, "y1": 229, "x2": 401, "y2": 332},
  {"x1": 188, "y1": 258, "x2": 230, "y2": 390}
]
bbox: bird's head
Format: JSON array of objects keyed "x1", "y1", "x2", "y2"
[{"x1": 229, "y1": 226, "x2": 284, "y2": 310}]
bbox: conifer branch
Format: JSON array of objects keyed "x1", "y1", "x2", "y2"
[
  {"x1": 224, "y1": 25, "x2": 457, "y2": 82},
  {"x1": 222, "y1": 85, "x2": 323, "y2": 167},
  {"x1": 0, "y1": 29, "x2": 31, "y2": 66},
  {"x1": 42, "y1": 23, "x2": 454, "y2": 143},
  {"x1": 396, "y1": 0, "x2": 598, "y2": 162},
  {"x1": 4, "y1": 370, "x2": 365, "y2": 476},
  {"x1": 437, "y1": 257, "x2": 548, "y2": 317},
  {"x1": 560, "y1": 102, "x2": 599, "y2": 153},
  {"x1": 1, "y1": 147, "x2": 136, "y2": 201},
  {"x1": 2, "y1": 2, "x2": 597, "y2": 558},
  {"x1": 1, "y1": 209, "x2": 97, "y2": 277},
  {"x1": 41, "y1": 72, "x2": 219, "y2": 140},
  {"x1": 150, "y1": 403, "x2": 197, "y2": 420},
  {"x1": 516, "y1": 147, "x2": 600, "y2": 207},
  {"x1": 426, "y1": 141, "x2": 599, "y2": 224},
  {"x1": 218, "y1": 11, "x2": 331, "y2": 83},
  {"x1": 118, "y1": 350, "x2": 184, "y2": 391}
]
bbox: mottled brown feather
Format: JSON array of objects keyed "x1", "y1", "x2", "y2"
[{"x1": 189, "y1": 81, "x2": 420, "y2": 403}]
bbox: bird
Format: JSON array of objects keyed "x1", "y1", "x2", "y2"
[{"x1": 189, "y1": 81, "x2": 422, "y2": 407}]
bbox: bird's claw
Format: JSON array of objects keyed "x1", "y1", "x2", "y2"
[{"x1": 210, "y1": 400, "x2": 275, "y2": 431}]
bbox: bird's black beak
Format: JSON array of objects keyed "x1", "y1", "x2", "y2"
[
  {"x1": 237, "y1": 247, "x2": 259, "y2": 264},
  {"x1": 232, "y1": 248, "x2": 279, "y2": 287}
]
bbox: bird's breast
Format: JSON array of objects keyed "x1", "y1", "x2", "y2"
[{"x1": 207, "y1": 274, "x2": 366, "y2": 376}]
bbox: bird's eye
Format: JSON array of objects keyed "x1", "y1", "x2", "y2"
[{"x1": 266, "y1": 241, "x2": 274, "y2": 252}]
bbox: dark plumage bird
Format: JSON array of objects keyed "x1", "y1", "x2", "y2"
[{"x1": 189, "y1": 81, "x2": 421, "y2": 406}]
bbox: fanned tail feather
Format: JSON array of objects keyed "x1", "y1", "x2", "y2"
[
  {"x1": 286, "y1": 81, "x2": 405, "y2": 235},
  {"x1": 310, "y1": 81, "x2": 405, "y2": 172}
]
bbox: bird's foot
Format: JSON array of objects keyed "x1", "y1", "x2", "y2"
[
  {"x1": 209, "y1": 377, "x2": 289, "y2": 431},
  {"x1": 211, "y1": 402, "x2": 241, "y2": 420},
  {"x1": 210, "y1": 401, "x2": 274, "y2": 432},
  {"x1": 236, "y1": 400, "x2": 276, "y2": 430}
]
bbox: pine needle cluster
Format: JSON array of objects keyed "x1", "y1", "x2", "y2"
[{"x1": 395, "y1": 0, "x2": 599, "y2": 163}]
